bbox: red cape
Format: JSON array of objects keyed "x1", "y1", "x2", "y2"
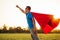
[{"x1": 32, "y1": 12, "x2": 59, "y2": 34}]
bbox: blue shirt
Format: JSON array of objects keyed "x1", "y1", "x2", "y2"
[{"x1": 26, "y1": 12, "x2": 34, "y2": 29}]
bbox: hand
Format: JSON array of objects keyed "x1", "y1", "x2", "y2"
[{"x1": 16, "y1": 5, "x2": 20, "y2": 8}]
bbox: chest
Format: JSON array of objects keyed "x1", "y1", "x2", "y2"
[{"x1": 26, "y1": 13, "x2": 32, "y2": 19}]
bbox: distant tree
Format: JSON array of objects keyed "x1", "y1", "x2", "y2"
[
  {"x1": 13, "y1": 26, "x2": 23, "y2": 33},
  {"x1": 16, "y1": 26, "x2": 22, "y2": 33},
  {"x1": 2, "y1": 24, "x2": 7, "y2": 33},
  {"x1": 9, "y1": 27, "x2": 14, "y2": 33},
  {"x1": 0, "y1": 29, "x2": 2, "y2": 33},
  {"x1": 23, "y1": 28, "x2": 29, "y2": 33}
]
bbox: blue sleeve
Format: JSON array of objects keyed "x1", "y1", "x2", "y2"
[{"x1": 30, "y1": 13, "x2": 33, "y2": 18}]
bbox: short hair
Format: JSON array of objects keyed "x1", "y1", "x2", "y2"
[{"x1": 26, "y1": 6, "x2": 31, "y2": 10}]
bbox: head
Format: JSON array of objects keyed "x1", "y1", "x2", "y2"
[{"x1": 25, "y1": 6, "x2": 31, "y2": 13}]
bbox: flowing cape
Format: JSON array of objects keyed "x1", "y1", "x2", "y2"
[{"x1": 32, "y1": 12, "x2": 59, "y2": 34}]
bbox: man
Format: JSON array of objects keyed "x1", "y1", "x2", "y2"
[{"x1": 16, "y1": 5, "x2": 39, "y2": 40}]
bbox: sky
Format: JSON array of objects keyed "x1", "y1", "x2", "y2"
[{"x1": 0, "y1": 0, "x2": 60, "y2": 29}]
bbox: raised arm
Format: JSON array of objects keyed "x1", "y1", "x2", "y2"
[{"x1": 16, "y1": 5, "x2": 26, "y2": 14}]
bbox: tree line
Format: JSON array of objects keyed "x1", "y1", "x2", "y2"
[
  {"x1": 0, "y1": 24, "x2": 60, "y2": 33},
  {"x1": 0, "y1": 24, "x2": 43, "y2": 33}
]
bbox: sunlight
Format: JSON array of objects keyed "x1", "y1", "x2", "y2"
[
  {"x1": 54, "y1": 15, "x2": 60, "y2": 19},
  {"x1": 0, "y1": 0, "x2": 60, "y2": 30}
]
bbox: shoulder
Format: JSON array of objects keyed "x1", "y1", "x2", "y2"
[
  {"x1": 29, "y1": 12, "x2": 32, "y2": 16},
  {"x1": 29, "y1": 12, "x2": 34, "y2": 17},
  {"x1": 26, "y1": 12, "x2": 31, "y2": 15}
]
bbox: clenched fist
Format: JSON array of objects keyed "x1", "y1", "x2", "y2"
[{"x1": 16, "y1": 5, "x2": 20, "y2": 8}]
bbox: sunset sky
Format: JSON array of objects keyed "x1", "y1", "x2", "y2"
[{"x1": 0, "y1": 0, "x2": 60, "y2": 29}]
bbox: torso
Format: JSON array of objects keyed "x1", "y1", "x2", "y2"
[{"x1": 26, "y1": 12, "x2": 34, "y2": 29}]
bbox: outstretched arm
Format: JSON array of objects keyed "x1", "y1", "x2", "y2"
[{"x1": 16, "y1": 5, "x2": 26, "y2": 14}]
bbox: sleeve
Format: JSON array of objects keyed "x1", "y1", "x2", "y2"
[{"x1": 30, "y1": 13, "x2": 33, "y2": 18}]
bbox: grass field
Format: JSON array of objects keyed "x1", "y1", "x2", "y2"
[{"x1": 0, "y1": 33, "x2": 60, "y2": 40}]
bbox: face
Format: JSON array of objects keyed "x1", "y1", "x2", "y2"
[{"x1": 25, "y1": 8, "x2": 31, "y2": 13}]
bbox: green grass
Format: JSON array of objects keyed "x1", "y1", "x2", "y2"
[{"x1": 0, "y1": 33, "x2": 60, "y2": 40}]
